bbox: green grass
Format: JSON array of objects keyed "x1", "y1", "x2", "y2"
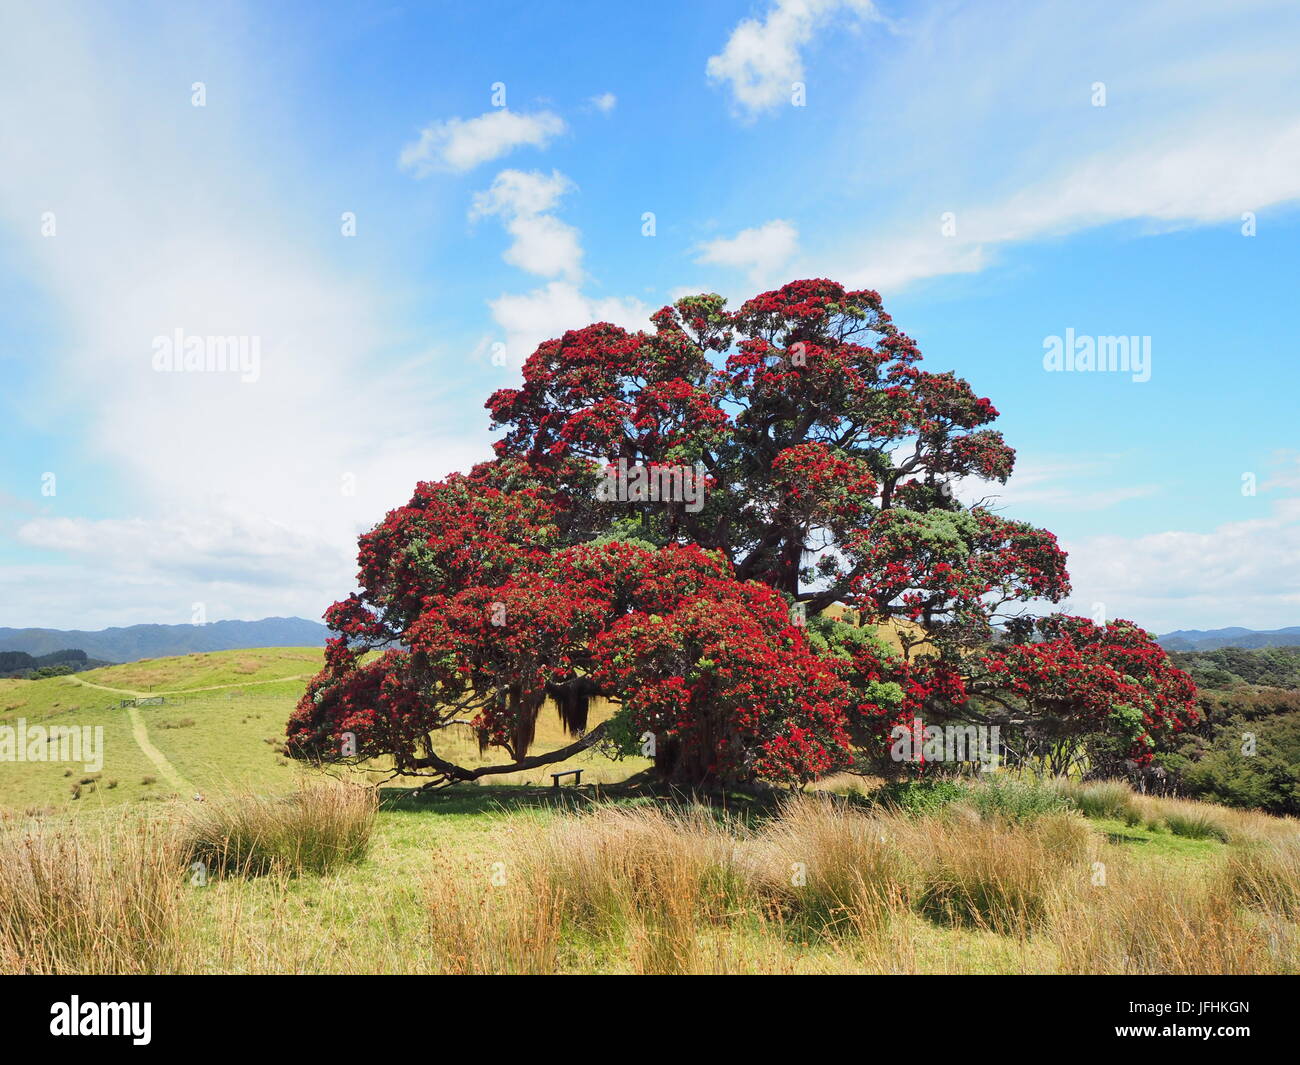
[
  {"x1": 0, "y1": 648, "x2": 646, "y2": 812},
  {"x1": 1091, "y1": 817, "x2": 1224, "y2": 862},
  {"x1": 79, "y1": 647, "x2": 325, "y2": 694}
]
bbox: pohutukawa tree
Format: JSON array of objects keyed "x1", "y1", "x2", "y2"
[{"x1": 287, "y1": 280, "x2": 1196, "y2": 789}]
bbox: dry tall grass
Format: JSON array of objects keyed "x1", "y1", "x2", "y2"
[
  {"x1": 0, "y1": 814, "x2": 185, "y2": 974},
  {"x1": 4, "y1": 778, "x2": 1298, "y2": 975},
  {"x1": 907, "y1": 808, "x2": 1093, "y2": 936},
  {"x1": 510, "y1": 804, "x2": 751, "y2": 974},
  {"x1": 1223, "y1": 835, "x2": 1300, "y2": 919},
  {"x1": 181, "y1": 781, "x2": 377, "y2": 877},
  {"x1": 416, "y1": 795, "x2": 1104, "y2": 971},
  {"x1": 1051, "y1": 862, "x2": 1289, "y2": 974},
  {"x1": 752, "y1": 795, "x2": 910, "y2": 938},
  {"x1": 424, "y1": 863, "x2": 565, "y2": 975}
]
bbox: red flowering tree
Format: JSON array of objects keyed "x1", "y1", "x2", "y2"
[{"x1": 287, "y1": 280, "x2": 1195, "y2": 789}]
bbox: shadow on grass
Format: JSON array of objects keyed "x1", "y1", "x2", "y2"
[
  {"x1": 377, "y1": 784, "x2": 589, "y2": 817},
  {"x1": 1104, "y1": 828, "x2": 1152, "y2": 846},
  {"x1": 376, "y1": 778, "x2": 803, "y2": 826}
]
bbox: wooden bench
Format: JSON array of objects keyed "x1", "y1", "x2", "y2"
[{"x1": 550, "y1": 769, "x2": 583, "y2": 789}]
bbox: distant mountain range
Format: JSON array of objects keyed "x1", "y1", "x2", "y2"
[
  {"x1": 1157, "y1": 626, "x2": 1300, "y2": 651},
  {"x1": 0, "y1": 617, "x2": 329, "y2": 663}
]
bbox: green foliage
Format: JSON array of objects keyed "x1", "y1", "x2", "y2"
[
  {"x1": 1106, "y1": 702, "x2": 1148, "y2": 747},
  {"x1": 1056, "y1": 779, "x2": 1143, "y2": 826},
  {"x1": 599, "y1": 703, "x2": 649, "y2": 759},
  {"x1": 1170, "y1": 645, "x2": 1300, "y2": 690},
  {"x1": 1143, "y1": 647, "x2": 1300, "y2": 816},
  {"x1": 31, "y1": 664, "x2": 76, "y2": 679},
  {"x1": 963, "y1": 776, "x2": 1071, "y2": 823},
  {"x1": 873, "y1": 777, "x2": 967, "y2": 814},
  {"x1": 1175, "y1": 690, "x2": 1300, "y2": 815}
]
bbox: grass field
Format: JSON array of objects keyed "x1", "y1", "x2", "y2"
[
  {"x1": 0, "y1": 648, "x2": 648, "y2": 811},
  {"x1": 2, "y1": 649, "x2": 1298, "y2": 974}
]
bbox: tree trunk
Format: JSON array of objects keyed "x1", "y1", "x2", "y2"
[{"x1": 653, "y1": 716, "x2": 752, "y2": 792}]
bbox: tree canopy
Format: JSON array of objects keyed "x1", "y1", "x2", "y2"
[{"x1": 287, "y1": 279, "x2": 1196, "y2": 788}]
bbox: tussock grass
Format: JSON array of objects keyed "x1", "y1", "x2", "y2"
[
  {"x1": 181, "y1": 782, "x2": 376, "y2": 878},
  {"x1": 1053, "y1": 779, "x2": 1144, "y2": 826},
  {"x1": 423, "y1": 866, "x2": 564, "y2": 975},
  {"x1": 909, "y1": 809, "x2": 1093, "y2": 935},
  {"x1": 0, "y1": 815, "x2": 184, "y2": 974},
  {"x1": 1158, "y1": 806, "x2": 1231, "y2": 841},
  {"x1": 510, "y1": 804, "x2": 750, "y2": 973},
  {"x1": 1223, "y1": 835, "x2": 1300, "y2": 919},
  {"x1": 753, "y1": 795, "x2": 910, "y2": 938},
  {"x1": 1052, "y1": 863, "x2": 1288, "y2": 974},
  {"x1": 4, "y1": 774, "x2": 1298, "y2": 975}
]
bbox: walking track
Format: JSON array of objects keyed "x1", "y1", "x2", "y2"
[{"x1": 64, "y1": 672, "x2": 307, "y2": 792}]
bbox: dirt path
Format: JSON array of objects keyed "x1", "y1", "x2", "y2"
[
  {"x1": 64, "y1": 671, "x2": 308, "y2": 793},
  {"x1": 66, "y1": 672, "x2": 310, "y2": 792},
  {"x1": 67, "y1": 674, "x2": 308, "y2": 697},
  {"x1": 124, "y1": 704, "x2": 190, "y2": 791}
]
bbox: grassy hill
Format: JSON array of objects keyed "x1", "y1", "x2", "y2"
[{"x1": 0, "y1": 646, "x2": 645, "y2": 812}]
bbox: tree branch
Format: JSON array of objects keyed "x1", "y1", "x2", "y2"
[{"x1": 404, "y1": 721, "x2": 610, "y2": 783}]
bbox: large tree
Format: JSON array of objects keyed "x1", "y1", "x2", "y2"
[{"x1": 287, "y1": 280, "x2": 1195, "y2": 789}]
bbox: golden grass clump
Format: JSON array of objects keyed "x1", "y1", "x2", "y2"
[
  {"x1": 1051, "y1": 862, "x2": 1291, "y2": 974},
  {"x1": 1222, "y1": 835, "x2": 1300, "y2": 919},
  {"x1": 909, "y1": 808, "x2": 1094, "y2": 936},
  {"x1": 181, "y1": 781, "x2": 377, "y2": 878},
  {"x1": 511, "y1": 803, "x2": 750, "y2": 974},
  {"x1": 0, "y1": 815, "x2": 185, "y2": 974},
  {"x1": 423, "y1": 863, "x2": 564, "y2": 975},
  {"x1": 751, "y1": 795, "x2": 911, "y2": 938}
]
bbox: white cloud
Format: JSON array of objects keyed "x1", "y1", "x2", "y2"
[
  {"x1": 695, "y1": 219, "x2": 799, "y2": 284},
  {"x1": 841, "y1": 117, "x2": 1300, "y2": 293},
  {"x1": 16, "y1": 513, "x2": 340, "y2": 587},
  {"x1": 1062, "y1": 497, "x2": 1300, "y2": 633},
  {"x1": 471, "y1": 169, "x2": 583, "y2": 281},
  {"x1": 589, "y1": 92, "x2": 617, "y2": 114},
  {"x1": 487, "y1": 282, "x2": 652, "y2": 368},
  {"x1": 400, "y1": 108, "x2": 565, "y2": 175},
  {"x1": 471, "y1": 169, "x2": 572, "y2": 219},
  {"x1": 801, "y1": 1, "x2": 1300, "y2": 293},
  {"x1": 0, "y1": 4, "x2": 492, "y2": 628},
  {"x1": 950, "y1": 453, "x2": 1300, "y2": 633},
  {"x1": 953, "y1": 456, "x2": 1161, "y2": 514},
  {"x1": 707, "y1": 0, "x2": 882, "y2": 117}
]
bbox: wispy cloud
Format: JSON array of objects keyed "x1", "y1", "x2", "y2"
[
  {"x1": 695, "y1": 219, "x2": 799, "y2": 284},
  {"x1": 487, "y1": 282, "x2": 651, "y2": 370},
  {"x1": 0, "y1": 3, "x2": 490, "y2": 626},
  {"x1": 400, "y1": 108, "x2": 565, "y2": 175},
  {"x1": 840, "y1": 118, "x2": 1300, "y2": 292}
]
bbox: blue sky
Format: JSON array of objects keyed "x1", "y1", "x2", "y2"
[{"x1": 2, "y1": 0, "x2": 1299, "y2": 633}]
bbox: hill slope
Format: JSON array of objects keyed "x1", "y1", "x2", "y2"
[{"x1": 0, "y1": 646, "x2": 639, "y2": 811}]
